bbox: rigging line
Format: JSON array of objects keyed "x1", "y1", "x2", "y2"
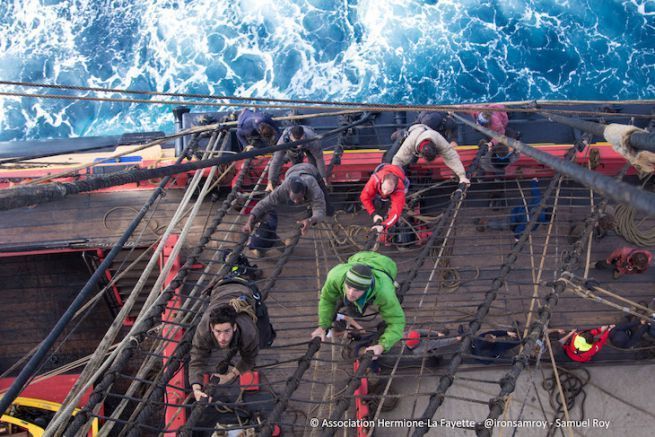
[
  {"x1": 413, "y1": 149, "x2": 572, "y2": 437},
  {"x1": 1, "y1": 89, "x2": 655, "y2": 118},
  {"x1": 15, "y1": 107, "x2": 359, "y2": 186},
  {"x1": 100, "y1": 162, "x2": 267, "y2": 436},
  {"x1": 0, "y1": 141, "x2": 143, "y2": 166},
  {"x1": 451, "y1": 112, "x2": 655, "y2": 216},
  {"x1": 479, "y1": 164, "x2": 632, "y2": 437},
  {"x1": 560, "y1": 278, "x2": 654, "y2": 322},
  {"x1": 520, "y1": 180, "x2": 563, "y2": 343},
  {"x1": 583, "y1": 156, "x2": 596, "y2": 280},
  {"x1": 0, "y1": 112, "x2": 372, "y2": 212},
  {"x1": 0, "y1": 137, "x2": 206, "y2": 420},
  {"x1": 500, "y1": 177, "x2": 564, "y2": 430},
  {"x1": 545, "y1": 334, "x2": 574, "y2": 437},
  {"x1": 565, "y1": 276, "x2": 653, "y2": 315},
  {"x1": 307, "y1": 225, "x2": 324, "y2": 426},
  {"x1": 368, "y1": 145, "x2": 486, "y2": 437},
  {"x1": 138, "y1": 178, "x2": 305, "y2": 434},
  {"x1": 3, "y1": 80, "x2": 654, "y2": 110},
  {"x1": 49, "y1": 131, "x2": 224, "y2": 434},
  {"x1": 97, "y1": 140, "x2": 233, "y2": 437},
  {"x1": 59, "y1": 158, "x2": 255, "y2": 436}
]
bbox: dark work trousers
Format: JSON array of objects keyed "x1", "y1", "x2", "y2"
[
  {"x1": 248, "y1": 211, "x2": 279, "y2": 250},
  {"x1": 382, "y1": 137, "x2": 404, "y2": 164},
  {"x1": 609, "y1": 317, "x2": 649, "y2": 348},
  {"x1": 470, "y1": 330, "x2": 521, "y2": 364}
]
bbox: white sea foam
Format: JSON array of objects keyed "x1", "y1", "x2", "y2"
[{"x1": 0, "y1": 0, "x2": 652, "y2": 140}]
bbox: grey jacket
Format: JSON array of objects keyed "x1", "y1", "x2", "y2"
[
  {"x1": 269, "y1": 126, "x2": 327, "y2": 186},
  {"x1": 188, "y1": 282, "x2": 259, "y2": 387},
  {"x1": 250, "y1": 163, "x2": 327, "y2": 224},
  {"x1": 392, "y1": 124, "x2": 466, "y2": 180}
]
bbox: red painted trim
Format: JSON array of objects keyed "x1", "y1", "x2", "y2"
[
  {"x1": 0, "y1": 145, "x2": 633, "y2": 191},
  {"x1": 353, "y1": 360, "x2": 370, "y2": 437},
  {"x1": 160, "y1": 234, "x2": 186, "y2": 434},
  {"x1": 0, "y1": 374, "x2": 90, "y2": 406},
  {"x1": 241, "y1": 145, "x2": 635, "y2": 185},
  {"x1": 95, "y1": 249, "x2": 127, "y2": 313}
]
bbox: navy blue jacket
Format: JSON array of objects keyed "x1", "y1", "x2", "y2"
[{"x1": 236, "y1": 109, "x2": 280, "y2": 148}]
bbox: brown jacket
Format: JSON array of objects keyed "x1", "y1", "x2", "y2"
[{"x1": 188, "y1": 282, "x2": 259, "y2": 387}]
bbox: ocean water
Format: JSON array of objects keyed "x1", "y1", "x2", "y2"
[{"x1": 0, "y1": 0, "x2": 654, "y2": 141}]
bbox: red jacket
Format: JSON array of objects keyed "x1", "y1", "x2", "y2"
[
  {"x1": 607, "y1": 247, "x2": 652, "y2": 275},
  {"x1": 562, "y1": 328, "x2": 610, "y2": 362},
  {"x1": 360, "y1": 164, "x2": 407, "y2": 228},
  {"x1": 472, "y1": 104, "x2": 509, "y2": 145}
]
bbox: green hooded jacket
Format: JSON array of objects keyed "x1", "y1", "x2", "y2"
[{"x1": 318, "y1": 251, "x2": 405, "y2": 351}]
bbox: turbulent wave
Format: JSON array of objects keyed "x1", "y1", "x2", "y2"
[{"x1": 0, "y1": 0, "x2": 654, "y2": 141}]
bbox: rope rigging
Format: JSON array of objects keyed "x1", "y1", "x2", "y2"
[
  {"x1": 479, "y1": 164, "x2": 635, "y2": 437},
  {"x1": 2, "y1": 79, "x2": 655, "y2": 120},
  {"x1": 1, "y1": 97, "x2": 654, "y2": 437}
]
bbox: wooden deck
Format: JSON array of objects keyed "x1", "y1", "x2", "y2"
[{"x1": 0, "y1": 173, "x2": 654, "y2": 435}]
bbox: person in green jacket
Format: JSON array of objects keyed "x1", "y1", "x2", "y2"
[{"x1": 310, "y1": 252, "x2": 406, "y2": 358}]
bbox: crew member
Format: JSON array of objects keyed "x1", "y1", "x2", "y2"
[
  {"x1": 595, "y1": 247, "x2": 652, "y2": 279},
  {"x1": 243, "y1": 163, "x2": 328, "y2": 256},
  {"x1": 189, "y1": 282, "x2": 260, "y2": 402},
  {"x1": 385, "y1": 124, "x2": 469, "y2": 185},
  {"x1": 267, "y1": 125, "x2": 327, "y2": 191},
  {"x1": 236, "y1": 108, "x2": 280, "y2": 150},
  {"x1": 360, "y1": 164, "x2": 408, "y2": 234},
  {"x1": 311, "y1": 251, "x2": 406, "y2": 358}
]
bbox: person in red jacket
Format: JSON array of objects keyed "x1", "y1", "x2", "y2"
[
  {"x1": 360, "y1": 164, "x2": 407, "y2": 234},
  {"x1": 595, "y1": 247, "x2": 652, "y2": 279},
  {"x1": 556, "y1": 325, "x2": 613, "y2": 363}
]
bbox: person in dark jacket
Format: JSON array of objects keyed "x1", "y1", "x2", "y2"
[
  {"x1": 479, "y1": 143, "x2": 520, "y2": 176},
  {"x1": 267, "y1": 125, "x2": 327, "y2": 191},
  {"x1": 609, "y1": 314, "x2": 650, "y2": 348},
  {"x1": 415, "y1": 111, "x2": 457, "y2": 141},
  {"x1": 236, "y1": 108, "x2": 280, "y2": 150},
  {"x1": 189, "y1": 282, "x2": 259, "y2": 402},
  {"x1": 243, "y1": 163, "x2": 328, "y2": 256},
  {"x1": 470, "y1": 329, "x2": 521, "y2": 364}
]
